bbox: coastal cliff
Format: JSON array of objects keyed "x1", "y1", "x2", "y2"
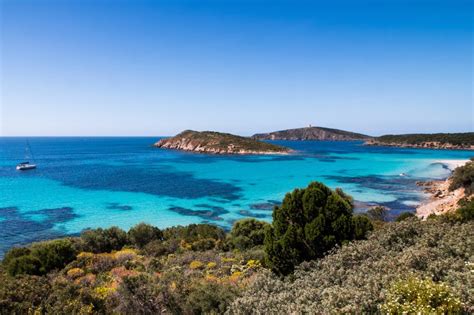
[
  {"x1": 366, "y1": 133, "x2": 474, "y2": 150},
  {"x1": 252, "y1": 126, "x2": 370, "y2": 141},
  {"x1": 155, "y1": 130, "x2": 291, "y2": 155}
]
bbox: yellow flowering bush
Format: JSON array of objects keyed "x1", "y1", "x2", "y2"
[
  {"x1": 206, "y1": 262, "x2": 217, "y2": 269},
  {"x1": 93, "y1": 286, "x2": 115, "y2": 300},
  {"x1": 77, "y1": 252, "x2": 94, "y2": 259},
  {"x1": 246, "y1": 259, "x2": 261, "y2": 269},
  {"x1": 114, "y1": 248, "x2": 138, "y2": 261},
  {"x1": 229, "y1": 271, "x2": 242, "y2": 282},
  {"x1": 381, "y1": 277, "x2": 462, "y2": 314},
  {"x1": 66, "y1": 268, "x2": 85, "y2": 279},
  {"x1": 189, "y1": 260, "x2": 204, "y2": 269}
]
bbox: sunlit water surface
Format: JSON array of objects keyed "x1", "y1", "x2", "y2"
[{"x1": 0, "y1": 137, "x2": 472, "y2": 256}]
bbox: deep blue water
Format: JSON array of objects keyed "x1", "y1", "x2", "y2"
[{"x1": 0, "y1": 137, "x2": 472, "y2": 257}]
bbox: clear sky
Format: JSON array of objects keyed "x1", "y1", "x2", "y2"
[{"x1": 0, "y1": 0, "x2": 472, "y2": 136}]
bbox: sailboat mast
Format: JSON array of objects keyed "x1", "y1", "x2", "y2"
[{"x1": 25, "y1": 139, "x2": 35, "y2": 161}]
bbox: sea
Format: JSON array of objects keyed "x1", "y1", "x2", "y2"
[{"x1": 0, "y1": 137, "x2": 472, "y2": 257}]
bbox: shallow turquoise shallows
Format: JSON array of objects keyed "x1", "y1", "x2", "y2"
[{"x1": 0, "y1": 137, "x2": 472, "y2": 256}]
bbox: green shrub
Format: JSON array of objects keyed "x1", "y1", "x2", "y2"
[
  {"x1": 381, "y1": 276, "x2": 462, "y2": 313},
  {"x1": 128, "y1": 222, "x2": 163, "y2": 248},
  {"x1": 185, "y1": 281, "x2": 238, "y2": 314},
  {"x1": 396, "y1": 212, "x2": 416, "y2": 222},
  {"x1": 264, "y1": 182, "x2": 358, "y2": 275},
  {"x1": 449, "y1": 159, "x2": 474, "y2": 195},
  {"x1": 229, "y1": 219, "x2": 269, "y2": 250},
  {"x1": 367, "y1": 206, "x2": 389, "y2": 221},
  {"x1": 2, "y1": 247, "x2": 31, "y2": 267},
  {"x1": 190, "y1": 238, "x2": 217, "y2": 251},
  {"x1": 162, "y1": 224, "x2": 226, "y2": 244},
  {"x1": 44, "y1": 277, "x2": 103, "y2": 314},
  {"x1": 81, "y1": 226, "x2": 129, "y2": 253},
  {"x1": 0, "y1": 273, "x2": 51, "y2": 313},
  {"x1": 456, "y1": 198, "x2": 474, "y2": 222},
  {"x1": 143, "y1": 239, "x2": 176, "y2": 257},
  {"x1": 4, "y1": 239, "x2": 76, "y2": 276},
  {"x1": 6, "y1": 255, "x2": 42, "y2": 276},
  {"x1": 30, "y1": 239, "x2": 77, "y2": 275},
  {"x1": 114, "y1": 274, "x2": 164, "y2": 314},
  {"x1": 352, "y1": 215, "x2": 373, "y2": 239}
]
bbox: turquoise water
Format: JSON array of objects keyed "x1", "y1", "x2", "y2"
[{"x1": 0, "y1": 137, "x2": 472, "y2": 256}]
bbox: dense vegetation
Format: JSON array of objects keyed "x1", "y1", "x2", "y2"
[
  {"x1": 374, "y1": 132, "x2": 474, "y2": 146},
  {"x1": 1, "y1": 221, "x2": 265, "y2": 314},
  {"x1": 1, "y1": 181, "x2": 472, "y2": 314},
  {"x1": 155, "y1": 130, "x2": 291, "y2": 154},
  {"x1": 450, "y1": 157, "x2": 474, "y2": 195},
  {"x1": 252, "y1": 126, "x2": 370, "y2": 141},
  {"x1": 265, "y1": 182, "x2": 371, "y2": 275},
  {"x1": 229, "y1": 218, "x2": 473, "y2": 313}
]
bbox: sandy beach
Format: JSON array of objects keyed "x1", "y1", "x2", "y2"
[
  {"x1": 416, "y1": 159, "x2": 470, "y2": 219},
  {"x1": 436, "y1": 159, "x2": 470, "y2": 171}
]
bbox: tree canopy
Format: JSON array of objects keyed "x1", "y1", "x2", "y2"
[{"x1": 264, "y1": 181, "x2": 372, "y2": 275}]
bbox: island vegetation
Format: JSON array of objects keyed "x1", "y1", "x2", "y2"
[
  {"x1": 366, "y1": 132, "x2": 474, "y2": 150},
  {"x1": 252, "y1": 126, "x2": 371, "y2": 141},
  {"x1": 155, "y1": 130, "x2": 291, "y2": 155},
  {"x1": 1, "y1": 179, "x2": 473, "y2": 314}
]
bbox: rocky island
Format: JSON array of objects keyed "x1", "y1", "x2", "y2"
[
  {"x1": 155, "y1": 130, "x2": 291, "y2": 155},
  {"x1": 252, "y1": 126, "x2": 371, "y2": 141},
  {"x1": 366, "y1": 133, "x2": 474, "y2": 150}
]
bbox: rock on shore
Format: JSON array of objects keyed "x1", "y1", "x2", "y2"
[{"x1": 416, "y1": 179, "x2": 466, "y2": 219}]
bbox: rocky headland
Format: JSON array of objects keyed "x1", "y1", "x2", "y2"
[
  {"x1": 252, "y1": 126, "x2": 371, "y2": 141},
  {"x1": 155, "y1": 130, "x2": 291, "y2": 155}
]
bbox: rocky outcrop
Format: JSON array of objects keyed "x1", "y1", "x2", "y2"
[
  {"x1": 155, "y1": 130, "x2": 291, "y2": 155},
  {"x1": 252, "y1": 126, "x2": 370, "y2": 141},
  {"x1": 416, "y1": 179, "x2": 466, "y2": 219}
]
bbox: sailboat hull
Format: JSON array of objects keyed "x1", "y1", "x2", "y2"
[{"x1": 16, "y1": 164, "x2": 36, "y2": 171}]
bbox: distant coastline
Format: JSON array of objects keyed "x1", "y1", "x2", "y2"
[
  {"x1": 365, "y1": 140, "x2": 474, "y2": 151},
  {"x1": 365, "y1": 133, "x2": 474, "y2": 151}
]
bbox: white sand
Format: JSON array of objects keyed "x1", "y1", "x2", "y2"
[{"x1": 436, "y1": 159, "x2": 470, "y2": 171}]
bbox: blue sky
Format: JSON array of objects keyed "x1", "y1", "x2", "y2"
[{"x1": 1, "y1": 0, "x2": 472, "y2": 136}]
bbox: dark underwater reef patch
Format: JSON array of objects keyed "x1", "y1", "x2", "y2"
[
  {"x1": 238, "y1": 210, "x2": 268, "y2": 219},
  {"x1": 354, "y1": 197, "x2": 418, "y2": 220},
  {"x1": 0, "y1": 206, "x2": 78, "y2": 258},
  {"x1": 324, "y1": 174, "x2": 422, "y2": 193},
  {"x1": 250, "y1": 200, "x2": 281, "y2": 211},
  {"x1": 106, "y1": 203, "x2": 133, "y2": 211},
  {"x1": 168, "y1": 206, "x2": 229, "y2": 221},
  {"x1": 33, "y1": 164, "x2": 243, "y2": 201},
  {"x1": 195, "y1": 204, "x2": 227, "y2": 212}
]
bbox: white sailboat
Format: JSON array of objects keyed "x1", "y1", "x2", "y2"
[{"x1": 16, "y1": 140, "x2": 37, "y2": 171}]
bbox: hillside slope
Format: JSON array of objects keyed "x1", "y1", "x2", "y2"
[
  {"x1": 252, "y1": 126, "x2": 371, "y2": 141},
  {"x1": 366, "y1": 133, "x2": 474, "y2": 150},
  {"x1": 155, "y1": 130, "x2": 291, "y2": 155}
]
